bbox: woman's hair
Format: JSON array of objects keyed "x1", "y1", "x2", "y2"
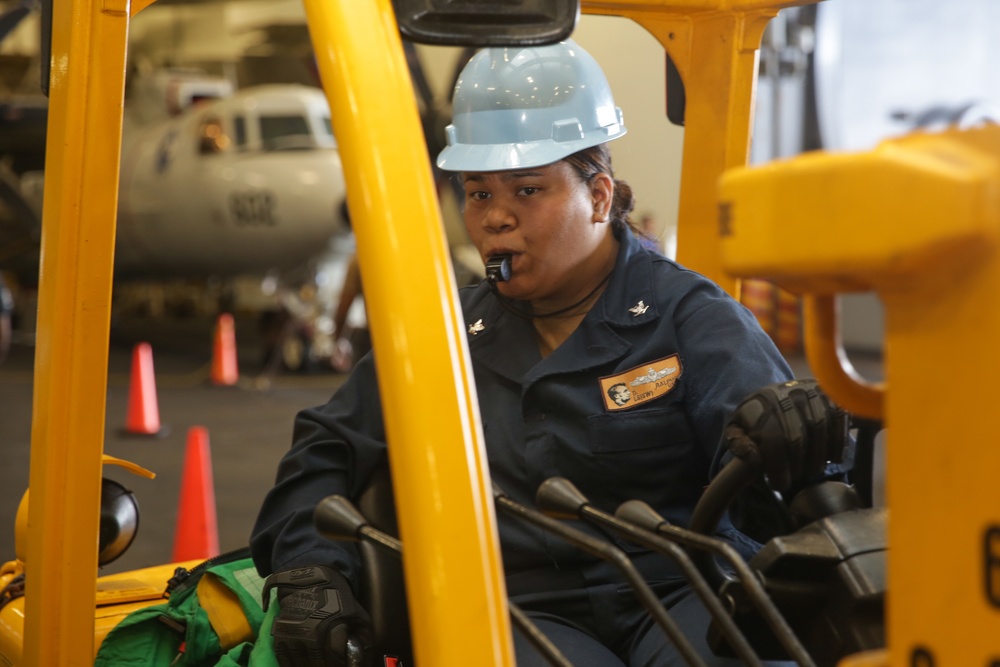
[{"x1": 563, "y1": 144, "x2": 638, "y2": 238}]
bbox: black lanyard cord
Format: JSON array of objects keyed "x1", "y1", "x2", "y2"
[{"x1": 488, "y1": 270, "x2": 613, "y2": 321}]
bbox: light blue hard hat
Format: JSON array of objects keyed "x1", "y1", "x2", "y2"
[{"x1": 436, "y1": 39, "x2": 626, "y2": 172}]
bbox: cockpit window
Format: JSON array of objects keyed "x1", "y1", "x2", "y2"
[
  {"x1": 233, "y1": 116, "x2": 247, "y2": 147},
  {"x1": 260, "y1": 115, "x2": 313, "y2": 150},
  {"x1": 321, "y1": 116, "x2": 334, "y2": 139}
]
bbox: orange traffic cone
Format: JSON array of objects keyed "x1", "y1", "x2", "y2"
[
  {"x1": 172, "y1": 426, "x2": 220, "y2": 562},
  {"x1": 122, "y1": 342, "x2": 168, "y2": 437},
  {"x1": 211, "y1": 313, "x2": 239, "y2": 386}
]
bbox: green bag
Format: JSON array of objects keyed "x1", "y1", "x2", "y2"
[{"x1": 94, "y1": 548, "x2": 278, "y2": 667}]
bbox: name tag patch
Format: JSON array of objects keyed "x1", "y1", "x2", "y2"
[{"x1": 600, "y1": 355, "x2": 682, "y2": 411}]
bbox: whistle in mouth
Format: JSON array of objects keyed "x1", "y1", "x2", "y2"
[{"x1": 486, "y1": 254, "x2": 512, "y2": 288}]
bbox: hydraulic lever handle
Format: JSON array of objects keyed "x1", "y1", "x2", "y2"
[
  {"x1": 619, "y1": 487, "x2": 816, "y2": 667},
  {"x1": 536, "y1": 477, "x2": 764, "y2": 667},
  {"x1": 493, "y1": 488, "x2": 709, "y2": 667},
  {"x1": 315, "y1": 494, "x2": 573, "y2": 667}
]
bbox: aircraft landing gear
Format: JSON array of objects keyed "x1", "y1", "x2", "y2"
[
  {"x1": 0, "y1": 275, "x2": 13, "y2": 366},
  {"x1": 258, "y1": 308, "x2": 316, "y2": 374}
]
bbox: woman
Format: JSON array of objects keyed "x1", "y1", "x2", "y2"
[{"x1": 251, "y1": 40, "x2": 795, "y2": 666}]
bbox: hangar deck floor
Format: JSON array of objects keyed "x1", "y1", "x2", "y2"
[
  {"x1": 0, "y1": 313, "x2": 348, "y2": 575},
  {"x1": 0, "y1": 313, "x2": 883, "y2": 577}
]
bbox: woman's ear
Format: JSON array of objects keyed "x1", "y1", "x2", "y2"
[{"x1": 590, "y1": 172, "x2": 614, "y2": 222}]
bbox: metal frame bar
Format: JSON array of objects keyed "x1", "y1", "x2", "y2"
[
  {"x1": 300, "y1": 1, "x2": 512, "y2": 665},
  {"x1": 23, "y1": 0, "x2": 129, "y2": 661}
]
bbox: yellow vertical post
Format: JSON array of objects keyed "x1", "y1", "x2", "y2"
[
  {"x1": 582, "y1": 1, "x2": 819, "y2": 298},
  {"x1": 670, "y1": 9, "x2": 771, "y2": 298},
  {"x1": 878, "y1": 251, "x2": 1000, "y2": 666},
  {"x1": 23, "y1": 0, "x2": 129, "y2": 662},
  {"x1": 302, "y1": 1, "x2": 512, "y2": 666}
]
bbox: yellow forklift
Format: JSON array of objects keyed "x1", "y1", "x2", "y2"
[{"x1": 1, "y1": 0, "x2": 995, "y2": 664}]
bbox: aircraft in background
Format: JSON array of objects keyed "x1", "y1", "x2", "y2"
[
  {"x1": 114, "y1": 74, "x2": 348, "y2": 280},
  {"x1": 0, "y1": 5, "x2": 468, "y2": 371},
  {"x1": 0, "y1": 0, "x2": 349, "y2": 287},
  {"x1": 0, "y1": 69, "x2": 355, "y2": 371}
]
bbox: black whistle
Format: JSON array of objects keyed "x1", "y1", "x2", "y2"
[{"x1": 485, "y1": 254, "x2": 512, "y2": 288}]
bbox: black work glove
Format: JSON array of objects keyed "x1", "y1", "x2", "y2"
[
  {"x1": 262, "y1": 565, "x2": 373, "y2": 667},
  {"x1": 723, "y1": 379, "x2": 847, "y2": 493}
]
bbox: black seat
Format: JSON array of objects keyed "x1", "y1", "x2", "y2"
[{"x1": 356, "y1": 463, "x2": 414, "y2": 665}]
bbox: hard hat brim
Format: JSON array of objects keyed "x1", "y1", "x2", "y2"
[{"x1": 436, "y1": 127, "x2": 626, "y2": 172}]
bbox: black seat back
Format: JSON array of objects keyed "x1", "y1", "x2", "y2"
[{"x1": 357, "y1": 463, "x2": 414, "y2": 665}]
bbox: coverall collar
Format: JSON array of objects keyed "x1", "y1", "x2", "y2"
[{"x1": 467, "y1": 228, "x2": 659, "y2": 386}]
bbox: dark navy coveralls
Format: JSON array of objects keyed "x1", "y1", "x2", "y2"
[{"x1": 251, "y1": 228, "x2": 794, "y2": 666}]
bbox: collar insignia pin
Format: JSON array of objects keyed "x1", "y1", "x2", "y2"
[
  {"x1": 628, "y1": 301, "x2": 649, "y2": 317},
  {"x1": 468, "y1": 319, "x2": 485, "y2": 335}
]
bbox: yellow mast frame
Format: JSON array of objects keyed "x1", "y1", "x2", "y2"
[{"x1": 36, "y1": 0, "x2": 970, "y2": 666}]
